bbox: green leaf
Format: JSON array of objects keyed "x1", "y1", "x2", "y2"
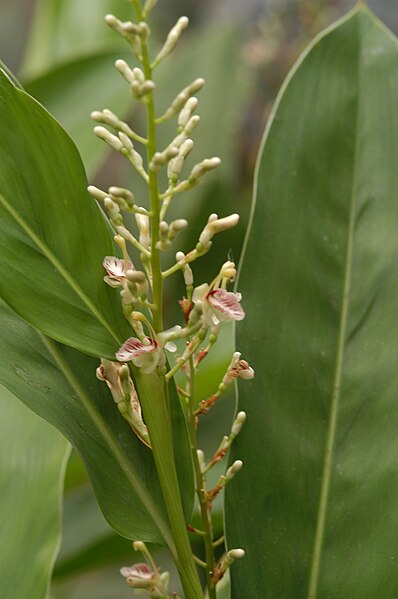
[
  {"x1": 0, "y1": 67, "x2": 131, "y2": 358},
  {"x1": 226, "y1": 7, "x2": 398, "y2": 598},
  {"x1": 20, "y1": 0, "x2": 131, "y2": 79},
  {"x1": 0, "y1": 300, "x2": 192, "y2": 548},
  {"x1": 24, "y1": 51, "x2": 133, "y2": 178},
  {"x1": 0, "y1": 385, "x2": 69, "y2": 598}
]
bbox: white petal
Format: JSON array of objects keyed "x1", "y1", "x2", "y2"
[{"x1": 206, "y1": 289, "x2": 245, "y2": 321}]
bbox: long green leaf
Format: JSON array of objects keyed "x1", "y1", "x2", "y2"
[
  {"x1": 0, "y1": 67, "x2": 131, "y2": 358},
  {"x1": 226, "y1": 6, "x2": 398, "y2": 598},
  {"x1": 0, "y1": 300, "x2": 192, "y2": 549},
  {"x1": 0, "y1": 385, "x2": 69, "y2": 598}
]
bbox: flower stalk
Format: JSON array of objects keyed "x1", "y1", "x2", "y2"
[{"x1": 92, "y1": 1, "x2": 253, "y2": 596}]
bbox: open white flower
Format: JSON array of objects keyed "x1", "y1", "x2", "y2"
[
  {"x1": 103, "y1": 256, "x2": 134, "y2": 287},
  {"x1": 120, "y1": 563, "x2": 156, "y2": 589},
  {"x1": 206, "y1": 289, "x2": 245, "y2": 322},
  {"x1": 116, "y1": 336, "x2": 161, "y2": 373},
  {"x1": 191, "y1": 284, "x2": 245, "y2": 326}
]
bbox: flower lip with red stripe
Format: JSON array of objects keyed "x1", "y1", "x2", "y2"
[
  {"x1": 206, "y1": 288, "x2": 245, "y2": 321},
  {"x1": 116, "y1": 337, "x2": 162, "y2": 373},
  {"x1": 103, "y1": 256, "x2": 134, "y2": 286},
  {"x1": 120, "y1": 562, "x2": 155, "y2": 581},
  {"x1": 116, "y1": 337, "x2": 158, "y2": 362}
]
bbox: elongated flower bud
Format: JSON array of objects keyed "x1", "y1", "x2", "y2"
[
  {"x1": 150, "y1": 145, "x2": 179, "y2": 171},
  {"x1": 152, "y1": 16, "x2": 189, "y2": 67},
  {"x1": 94, "y1": 126, "x2": 123, "y2": 151},
  {"x1": 109, "y1": 186, "x2": 135, "y2": 205},
  {"x1": 178, "y1": 97, "x2": 198, "y2": 129},
  {"x1": 115, "y1": 59, "x2": 136, "y2": 84},
  {"x1": 135, "y1": 213, "x2": 150, "y2": 249},
  {"x1": 189, "y1": 156, "x2": 221, "y2": 185},
  {"x1": 231, "y1": 411, "x2": 247, "y2": 437},
  {"x1": 225, "y1": 460, "x2": 243, "y2": 481},
  {"x1": 199, "y1": 212, "x2": 239, "y2": 247},
  {"x1": 157, "y1": 78, "x2": 205, "y2": 122},
  {"x1": 167, "y1": 138, "x2": 194, "y2": 182},
  {"x1": 87, "y1": 185, "x2": 107, "y2": 202}
]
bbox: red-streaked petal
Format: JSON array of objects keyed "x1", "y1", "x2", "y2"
[
  {"x1": 120, "y1": 563, "x2": 154, "y2": 580},
  {"x1": 116, "y1": 337, "x2": 158, "y2": 362},
  {"x1": 206, "y1": 289, "x2": 245, "y2": 321},
  {"x1": 103, "y1": 256, "x2": 134, "y2": 279}
]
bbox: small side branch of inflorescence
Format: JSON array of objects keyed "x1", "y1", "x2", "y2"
[{"x1": 188, "y1": 355, "x2": 217, "y2": 599}]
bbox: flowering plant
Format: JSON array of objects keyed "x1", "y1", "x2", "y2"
[{"x1": 1, "y1": 1, "x2": 398, "y2": 598}]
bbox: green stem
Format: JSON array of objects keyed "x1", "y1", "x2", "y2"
[
  {"x1": 136, "y1": 372, "x2": 203, "y2": 599},
  {"x1": 133, "y1": 2, "x2": 163, "y2": 333},
  {"x1": 189, "y1": 358, "x2": 216, "y2": 599},
  {"x1": 128, "y1": 4, "x2": 203, "y2": 598}
]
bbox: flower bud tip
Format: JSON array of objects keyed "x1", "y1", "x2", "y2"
[
  {"x1": 228, "y1": 548, "x2": 245, "y2": 560},
  {"x1": 133, "y1": 540, "x2": 147, "y2": 552}
]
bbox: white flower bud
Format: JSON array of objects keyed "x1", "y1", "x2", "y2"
[
  {"x1": 184, "y1": 114, "x2": 200, "y2": 135},
  {"x1": 90, "y1": 110, "x2": 105, "y2": 122},
  {"x1": 104, "y1": 197, "x2": 120, "y2": 216},
  {"x1": 182, "y1": 264, "x2": 193, "y2": 286},
  {"x1": 133, "y1": 541, "x2": 147, "y2": 553},
  {"x1": 231, "y1": 411, "x2": 247, "y2": 437},
  {"x1": 150, "y1": 146, "x2": 179, "y2": 171},
  {"x1": 197, "y1": 449, "x2": 205, "y2": 472},
  {"x1": 109, "y1": 186, "x2": 135, "y2": 206},
  {"x1": 153, "y1": 16, "x2": 189, "y2": 66},
  {"x1": 119, "y1": 132, "x2": 134, "y2": 151},
  {"x1": 227, "y1": 549, "x2": 245, "y2": 560},
  {"x1": 226, "y1": 460, "x2": 243, "y2": 480},
  {"x1": 140, "y1": 80, "x2": 155, "y2": 95},
  {"x1": 178, "y1": 97, "x2": 198, "y2": 129},
  {"x1": 159, "y1": 78, "x2": 205, "y2": 122},
  {"x1": 115, "y1": 59, "x2": 136, "y2": 84},
  {"x1": 199, "y1": 213, "x2": 239, "y2": 247},
  {"x1": 220, "y1": 260, "x2": 237, "y2": 281},
  {"x1": 167, "y1": 138, "x2": 194, "y2": 181},
  {"x1": 135, "y1": 213, "x2": 150, "y2": 249},
  {"x1": 122, "y1": 21, "x2": 140, "y2": 35},
  {"x1": 105, "y1": 14, "x2": 124, "y2": 35},
  {"x1": 189, "y1": 156, "x2": 221, "y2": 183},
  {"x1": 91, "y1": 109, "x2": 119, "y2": 128},
  {"x1": 169, "y1": 219, "x2": 188, "y2": 238},
  {"x1": 138, "y1": 22, "x2": 150, "y2": 38},
  {"x1": 94, "y1": 126, "x2": 123, "y2": 151},
  {"x1": 116, "y1": 226, "x2": 137, "y2": 246},
  {"x1": 126, "y1": 269, "x2": 146, "y2": 283},
  {"x1": 132, "y1": 67, "x2": 145, "y2": 83},
  {"x1": 87, "y1": 185, "x2": 107, "y2": 201}
]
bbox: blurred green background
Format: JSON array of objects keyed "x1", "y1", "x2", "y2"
[{"x1": 0, "y1": 0, "x2": 396, "y2": 597}]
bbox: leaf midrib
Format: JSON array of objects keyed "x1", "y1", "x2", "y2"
[
  {"x1": 39, "y1": 333, "x2": 177, "y2": 557},
  {"x1": 0, "y1": 192, "x2": 121, "y2": 346},
  {"x1": 306, "y1": 19, "x2": 363, "y2": 599}
]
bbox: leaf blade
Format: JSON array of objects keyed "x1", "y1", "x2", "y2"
[
  {"x1": 0, "y1": 301, "x2": 192, "y2": 549},
  {"x1": 226, "y1": 7, "x2": 398, "y2": 598},
  {"x1": 0, "y1": 386, "x2": 69, "y2": 599},
  {"x1": 0, "y1": 67, "x2": 131, "y2": 358}
]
